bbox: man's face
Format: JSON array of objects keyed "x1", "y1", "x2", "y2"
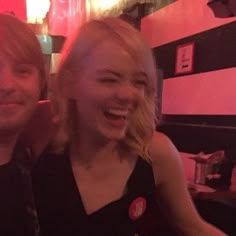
[{"x1": 0, "y1": 53, "x2": 41, "y2": 136}]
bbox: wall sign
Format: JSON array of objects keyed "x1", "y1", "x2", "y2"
[{"x1": 175, "y1": 42, "x2": 195, "y2": 74}]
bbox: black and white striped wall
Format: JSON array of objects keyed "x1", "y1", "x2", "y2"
[
  {"x1": 141, "y1": 0, "x2": 236, "y2": 156},
  {"x1": 141, "y1": 0, "x2": 236, "y2": 115}
]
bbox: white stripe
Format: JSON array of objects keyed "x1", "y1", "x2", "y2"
[{"x1": 162, "y1": 67, "x2": 236, "y2": 114}]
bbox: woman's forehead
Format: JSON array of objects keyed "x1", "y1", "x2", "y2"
[{"x1": 91, "y1": 40, "x2": 145, "y2": 68}]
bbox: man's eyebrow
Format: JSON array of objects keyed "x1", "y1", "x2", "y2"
[{"x1": 97, "y1": 69, "x2": 121, "y2": 77}]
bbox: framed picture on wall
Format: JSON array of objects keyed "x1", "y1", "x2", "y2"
[{"x1": 175, "y1": 42, "x2": 195, "y2": 75}]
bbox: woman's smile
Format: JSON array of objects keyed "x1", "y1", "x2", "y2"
[{"x1": 103, "y1": 109, "x2": 128, "y2": 129}]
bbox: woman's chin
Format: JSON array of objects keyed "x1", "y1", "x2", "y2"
[{"x1": 101, "y1": 128, "x2": 127, "y2": 141}]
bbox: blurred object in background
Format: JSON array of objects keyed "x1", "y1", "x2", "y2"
[
  {"x1": 230, "y1": 165, "x2": 236, "y2": 191},
  {"x1": 48, "y1": 0, "x2": 87, "y2": 36},
  {"x1": 36, "y1": 35, "x2": 52, "y2": 55},
  {"x1": 26, "y1": 0, "x2": 50, "y2": 23},
  {"x1": 207, "y1": 0, "x2": 236, "y2": 18},
  {"x1": 189, "y1": 152, "x2": 220, "y2": 185},
  {"x1": 0, "y1": 0, "x2": 155, "y2": 36},
  {"x1": 205, "y1": 150, "x2": 232, "y2": 190},
  {"x1": 190, "y1": 150, "x2": 234, "y2": 190},
  {"x1": 88, "y1": 0, "x2": 154, "y2": 18},
  {"x1": 47, "y1": 0, "x2": 155, "y2": 36},
  {"x1": 0, "y1": 0, "x2": 26, "y2": 20},
  {"x1": 50, "y1": 53, "x2": 60, "y2": 74}
]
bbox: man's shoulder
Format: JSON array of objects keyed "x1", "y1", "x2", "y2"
[{"x1": 32, "y1": 146, "x2": 68, "y2": 175}]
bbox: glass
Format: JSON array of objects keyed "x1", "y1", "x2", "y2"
[{"x1": 194, "y1": 162, "x2": 208, "y2": 185}]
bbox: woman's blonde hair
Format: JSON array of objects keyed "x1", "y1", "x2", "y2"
[
  {"x1": 52, "y1": 17, "x2": 159, "y2": 161},
  {"x1": 0, "y1": 13, "x2": 46, "y2": 89}
]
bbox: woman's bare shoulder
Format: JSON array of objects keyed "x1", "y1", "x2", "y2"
[
  {"x1": 148, "y1": 131, "x2": 184, "y2": 184},
  {"x1": 149, "y1": 131, "x2": 180, "y2": 162}
]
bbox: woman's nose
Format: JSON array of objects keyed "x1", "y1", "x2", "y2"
[{"x1": 115, "y1": 83, "x2": 138, "y2": 103}]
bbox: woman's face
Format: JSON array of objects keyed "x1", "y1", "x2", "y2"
[
  {"x1": 0, "y1": 51, "x2": 41, "y2": 136},
  {"x1": 73, "y1": 39, "x2": 148, "y2": 142}
]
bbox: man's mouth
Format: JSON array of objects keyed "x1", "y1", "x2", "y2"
[{"x1": 0, "y1": 101, "x2": 22, "y2": 111}]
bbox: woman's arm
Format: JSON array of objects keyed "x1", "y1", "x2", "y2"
[{"x1": 149, "y1": 131, "x2": 227, "y2": 236}]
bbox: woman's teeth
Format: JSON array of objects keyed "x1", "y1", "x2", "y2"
[{"x1": 105, "y1": 109, "x2": 128, "y2": 119}]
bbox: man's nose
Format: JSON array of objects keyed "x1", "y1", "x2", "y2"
[{"x1": 0, "y1": 68, "x2": 15, "y2": 93}]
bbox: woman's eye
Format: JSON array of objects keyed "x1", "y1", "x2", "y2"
[{"x1": 133, "y1": 79, "x2": 147, "y2": 88}]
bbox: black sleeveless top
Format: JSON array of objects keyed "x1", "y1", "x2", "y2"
[{"x1": 32, "y1": 149, "x2": 157, "y2": 236}]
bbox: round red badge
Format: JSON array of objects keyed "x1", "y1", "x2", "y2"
[{"x1": 128, "y1": 197, "x2": 147, "y2": 220}]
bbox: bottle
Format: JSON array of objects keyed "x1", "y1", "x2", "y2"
[
  {"x1": 230, "y1": 165, "x2": 236, "y2": 191},
  {"x1": 194, "y1": 162, "x2": 208, "y2": 185}
]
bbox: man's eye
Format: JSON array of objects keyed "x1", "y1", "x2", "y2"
[
  {"x1": 14, "y1": 65, "x2": 33, "y2": 76},
  {"x1": 100, "y1": 78, "x2": 118, "y2": 83}
]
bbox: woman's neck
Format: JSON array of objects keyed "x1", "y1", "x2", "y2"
[{"x1": 70, "y1": 138, "x2": 120, "y2": 167}]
